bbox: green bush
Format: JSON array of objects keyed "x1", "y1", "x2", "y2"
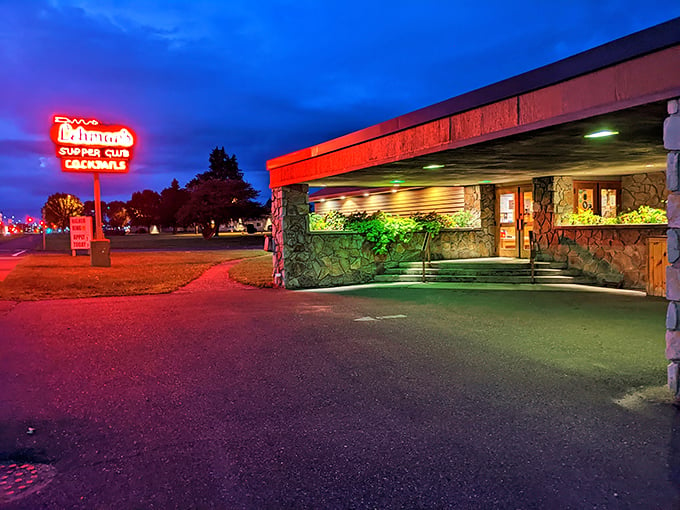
[
  {"x1": 309, "y1": 210, "x2": 346, "y2": 231},
  {"x1": 310, "y1": 209, "x2": 480, "y2": 254},
  {"x1": 563, "y1": 205, "x2": 667, "y2": 225}
]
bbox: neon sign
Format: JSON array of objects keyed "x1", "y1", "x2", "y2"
[{"x1": 50, "y1": 116, "x2": 136, "y2": 173}]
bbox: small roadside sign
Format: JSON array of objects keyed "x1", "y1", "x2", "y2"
[{"x1": 69, "y1": 216, "x2": 92, "y2": 254}]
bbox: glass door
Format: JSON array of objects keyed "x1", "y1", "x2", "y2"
[
  {"x1": 497, "y1": 185, "x2": 533, "y2": 258},
  {"x1": 497, "y1": 188, "x2": 517, "y2": 257}
]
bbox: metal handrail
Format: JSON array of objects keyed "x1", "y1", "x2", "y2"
[
  {"x1": 529, "y1": 231, "x2": 536, "y2": 284},
  {"x1": 421, "y1": 231, "x2": 431, "y2": 282}
]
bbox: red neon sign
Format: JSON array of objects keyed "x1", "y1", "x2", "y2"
[{"x1": 50, "y1": 116, "x2": 136, "y2": 173}]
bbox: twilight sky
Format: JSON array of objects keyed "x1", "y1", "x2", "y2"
[{"x1": 1, "y1": 1, "x2": 679, "y2": 221}]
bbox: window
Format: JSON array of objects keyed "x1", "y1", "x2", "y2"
[{"x1": 573, "y1": 181, "x2": 621, "y2": 218}]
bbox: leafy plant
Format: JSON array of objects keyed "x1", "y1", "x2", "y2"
[
  {"x1": 310, "y1": 209, "x2": 481, "y2": 254},
  {"x1": 618, "y1": 205, "x2": 667, "y2": 224},
  {"x1": 563, "y1": 205, "x2": 667, "y2": 225},
  {"x1": 309, "y1": 210, "x2": 346, "y2": 231},
  {"x1": 346, "y1": 212, "x2": 419, "y2": 255}
]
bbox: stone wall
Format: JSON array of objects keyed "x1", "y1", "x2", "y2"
[
  {"x1": 271, "y1": 184, "x2": 310, "y2": 289},
  {"x1": 552, "y1": 225, "x2": 666, "y2": 288},
  {"x1": 622, "y1": 171, "x2": 668, "y2": 212},
  {"x1": 272, "y1": 183, "x2": 496, "y2": 289},
  {"x1": 665, "y1": 98, "x2": 680, "y2": 399},
  {"x1": 296, "y1": 228, "x2": 493, "y2": 289},
  {"x1": 533, "y1": 176, "x2": 573, "y2": 260},
  {"x1": 532, "y1": 175, "x2": 667, "y2": 288}
]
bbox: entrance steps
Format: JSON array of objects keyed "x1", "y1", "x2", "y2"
[{"x1": 374, "y1": 257, "x2": 595, "y2": 285}]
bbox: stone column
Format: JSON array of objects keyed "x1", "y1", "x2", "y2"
[
  {"x1": 271, "y1": 184, "x2": 310, "y2": 289},
  {"x1": 665, "y1": 98, "x2": 680, "y2": 399},
  {"x1": 532, "y1": 176, "x2": 573, "y2": 261},
  {"x1": 479, "y1": 184, "x2": 496, "y2": 255}
]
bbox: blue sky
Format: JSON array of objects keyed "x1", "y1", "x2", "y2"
[{"x1": 1, "y1": 1, "x2": 679, "y2": 220}]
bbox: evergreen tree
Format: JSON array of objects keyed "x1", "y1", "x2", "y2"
[{"x1": 159, "y1": 179, "x2": 190, "y2": 233}]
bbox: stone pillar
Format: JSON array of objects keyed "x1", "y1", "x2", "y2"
[
  {"x1": 478, "y1": 184, "x2": 496, "y2": 256},
  {"x1": 665, "y1": 98, "x2": 680, "y2": 399},
  {"x1": 271, "y1": 184, "x2": 309, "y2": 289},
  {"x1": 532, "y1": 176, "x2": 573, "y2": 261}
]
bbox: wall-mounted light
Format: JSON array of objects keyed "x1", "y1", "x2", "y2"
[
  {"x1": 479, "y1": 180, "x2": 492, "y2": 184},
  {"x1": 390, "y1": 179, "x2": 404, "y2": 184},
  {"x1": 423, "y1": 164, "x2": 445, "y2": 170},
  {"x1": 584, "y1": 129, "x2": 619, "y2": 139}
]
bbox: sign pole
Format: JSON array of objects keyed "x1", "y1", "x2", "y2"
[{"x1": 93, "y1": 172, "x2": 104, "y2": 240}]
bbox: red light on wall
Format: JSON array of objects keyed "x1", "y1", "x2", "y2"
[{"x1": 50, "y1": 115, "x2": 136, "y2": 174}]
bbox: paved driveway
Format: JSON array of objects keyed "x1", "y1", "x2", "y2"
[
  {"x1": 0, "y1": 235, "x2": 41, "y2": 282},
  {"x1": 0, "y1": 264, "x2": 678, "y2": 508}
]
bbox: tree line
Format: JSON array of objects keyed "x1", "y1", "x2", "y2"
[{"x1": 43, "y1": 147, "x2": 268, "y2": 236}]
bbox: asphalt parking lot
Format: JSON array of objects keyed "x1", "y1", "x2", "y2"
[{"x1": 1, "y1": 264, "x2": 677, "y2": 509}]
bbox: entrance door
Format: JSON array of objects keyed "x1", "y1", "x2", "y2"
[{"x1": 497, "y1": 185, "x2": 533, "y2": 258}]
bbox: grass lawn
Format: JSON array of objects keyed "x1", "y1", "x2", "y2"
[
  {"x1": 0, "y1": 249, "x2": 266, "y2": 301},
  {"x1": 228, "y1": 254, "x2": 273, "y2": 287}
]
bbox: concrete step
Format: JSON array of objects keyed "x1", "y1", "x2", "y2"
[
  {"x1": 383, "y1": 267, "x2": 572, "y2": 277},
  {"x1": 373, "y1": 274, "x2": 593, "y2": 284},
  {"x1": 375, "y1": 258, "x2": 594, "y2": 285}
]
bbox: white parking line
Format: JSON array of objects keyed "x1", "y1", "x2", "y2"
[
  {"x1": 12, "y1": 250, "x2": 27, "y2": 257},
  {"x1": 354, "y1": 314, "x2": 407, "y2": 322}
]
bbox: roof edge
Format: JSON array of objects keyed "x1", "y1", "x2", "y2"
[{"x1": 267, "y1": 17, "x2": 680, "y2": 171}]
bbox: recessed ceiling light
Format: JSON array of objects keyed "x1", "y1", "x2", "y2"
[
  {"x1": 584, "y1": 130, "x2": 619, "y2": 138},
  {"x1": 340, "y1": 195, "x2": 346, "y2": 199},
  {"x1": 320, "y1": 198, "x2": 326, "y2": 202},
  {"x1": 363, "y1": 192, "x2": 370, "y2": 197},
  {"x1": 423, "y1": 164, "x2": 445, "y2": 170},
  {"x1": 391, "y1": 189, "x2": 398, "y2": 193}
]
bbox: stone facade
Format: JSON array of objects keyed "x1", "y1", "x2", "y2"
[
  {"x1": 532, "y1": 175, "x2": 666, "y2": 288},
  {"x1": 533, "y1": 176, "x2": 573, "y2": 259},
  {"x1": 271, "y1": 184, "x2": 310, "y2": 289},
  {"x1": 622, "y1": 172, "x2": 667, "y2": 212},
  {"x1": 271, "y1": 184, "x2": 496, "y2": 289},
  {"x1": 552, "y1": 225, "x2": 666, "y2": 288},
  {"x1": 665, "y1": 98, "x2": 680, "y2": 398}
]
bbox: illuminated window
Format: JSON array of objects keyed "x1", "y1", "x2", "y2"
[{"x1": 573, "y1": 181, "x2": 620, "y2": 217}]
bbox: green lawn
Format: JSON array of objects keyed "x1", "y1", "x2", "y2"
[
  {"x1": 0, "y1": 249, "x2": 266, "y2": 301},
  {"x1": 228, "y1": 254, "x2": 274, "y2": 287}
]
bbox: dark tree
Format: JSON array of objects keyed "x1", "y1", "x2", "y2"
[
  {"x1": 126, "y1": 189, "x2": 161, "y2": 229},
  {"x1": 177, "y1": 179, "x2": 260, "y2": 236},
  {"x1": 83, "y1": 200, "x2": 107, "y2": 222},
  {"x1": 43, "y1": 193, "x2": 84, "y2": 230},
  {"x1": 159, "y1": 179, "x2": 190, "y2": 233},
  {"x1": 187, "y1": 147, "x2": 242, "y2": 188},
  {"x1": 106, "y1": 200, "x2": 130, "y2": 228},
  {"x1": 182, "y1": 147, "x2": 263, "y2": 236}
]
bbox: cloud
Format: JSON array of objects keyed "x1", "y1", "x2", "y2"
[{"x1": 1, "y1": 0, "x2": 679, "y2": 219}]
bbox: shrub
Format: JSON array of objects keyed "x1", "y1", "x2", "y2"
[
  {"x1": 310, "y1": 209, "x2": 481, "y2": 254},
  {"x1": 563, "y1": 205, "x2": 667, "y2": 225}
]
